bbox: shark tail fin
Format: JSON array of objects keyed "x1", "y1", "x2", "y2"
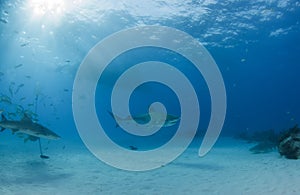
[
  {"x1": 107, "y1": 110, "x2": 124, "y2": 120},
  {"x1": 0, "y1": 114, "x2": 7, "y2": 132},
  {"x1": 107, "y1": 110, "x2": 114, "y2": 119},
  {"x1": 1, "y1": 114, "x2": 7, "y2": 121}
]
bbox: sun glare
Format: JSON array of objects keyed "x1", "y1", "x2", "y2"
[{"x1": 29, "y1": 0, "x2": 66, "y2": 18}]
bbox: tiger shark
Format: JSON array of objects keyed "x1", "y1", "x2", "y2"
[{"x1": 0, "y1": 114, "x2": 60, "y2": 141}]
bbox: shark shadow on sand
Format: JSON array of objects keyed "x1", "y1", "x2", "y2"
[{"x1": 236, "y1": 129, "x2": 278, "y2": 154}]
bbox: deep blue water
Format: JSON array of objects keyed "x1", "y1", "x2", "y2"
[{"x1": 0, "y1": 0, "x2": 299, "y2": 150}]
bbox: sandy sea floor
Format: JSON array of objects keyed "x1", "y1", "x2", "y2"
[{"x1": 1, "y1": 136, "x2": 300, "y2": 195}]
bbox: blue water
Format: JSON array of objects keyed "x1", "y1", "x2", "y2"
[{"x1": 0, "y1": 0, "x2": 300, "y2": 192}]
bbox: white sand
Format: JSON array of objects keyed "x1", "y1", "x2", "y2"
[{"x1": 1, "y1": 136, "x2": 299, "y2": 195}]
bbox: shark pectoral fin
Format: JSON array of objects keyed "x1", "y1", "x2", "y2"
[
  {"x1": 0, "y1": 127, "x2": 5, "y2": 132},
  {"x1": 24, "y1": 135, "x2": 39, "y2": 143},
  {"x1": 11, "y1": 129, "x2": 18, "y2": 134}
]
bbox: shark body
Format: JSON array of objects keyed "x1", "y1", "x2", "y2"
[
  {"x1": 0, "y1": 114, "x2": 60, "y2": 141},
  {"x1": 109, "y1": 111, "x2": 180, "y2": 128}
]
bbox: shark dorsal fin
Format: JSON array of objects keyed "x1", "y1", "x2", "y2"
[{"x1": 21, "y1": 114, "x2": 32, "y2": 122}]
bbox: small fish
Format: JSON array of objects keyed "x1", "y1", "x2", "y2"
[
  {"x1": 14, "y1": 84, "x2": 24, "y2": 94},
  {"x1": 65, "y1": 60, "x2": 70, "y2": 63},
  {"x1": 20, "y1": 43, "x2": 29, "y2": 47},
  {"x1": 0, "y1": 18, "x2": 8, "y2": 24},
  {"x1": 16, "y1": 105, "x2": 24, "y2": 113},
  {"x1": 0, "y1": 95, "x2": 12, "y2": 104},
  {"x1": 0, "y1": 94, "x2": 10, "y2": 100},
  {"x1": 25, "y1": 75, "x2": 31, "y2": 79},
  {"x1": 9, "y1": 86, "x2": 13, "y2": 97},
  {"x1": 8, "y1": 82, "x2": 15, "y2": 97},
  {"x1": 14, "y1": 64, "x2": 23, "y2": 68},
  {"x1": 19, "y1": 97, "x2": 26, "y2": 101},
  {"x1": 63, "y1": 89, "x2": 69, "y2": 92},
  {"x1": 27, "y1": 103, "x2": 34, "y2": 107}
]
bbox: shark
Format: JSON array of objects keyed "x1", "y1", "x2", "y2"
[
  {"x1": 108, "y1": 111, "x2": 180, "y2": 128},
  {"x1": 0, "y1": 114, "x2": 60, "y2": 142}
]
